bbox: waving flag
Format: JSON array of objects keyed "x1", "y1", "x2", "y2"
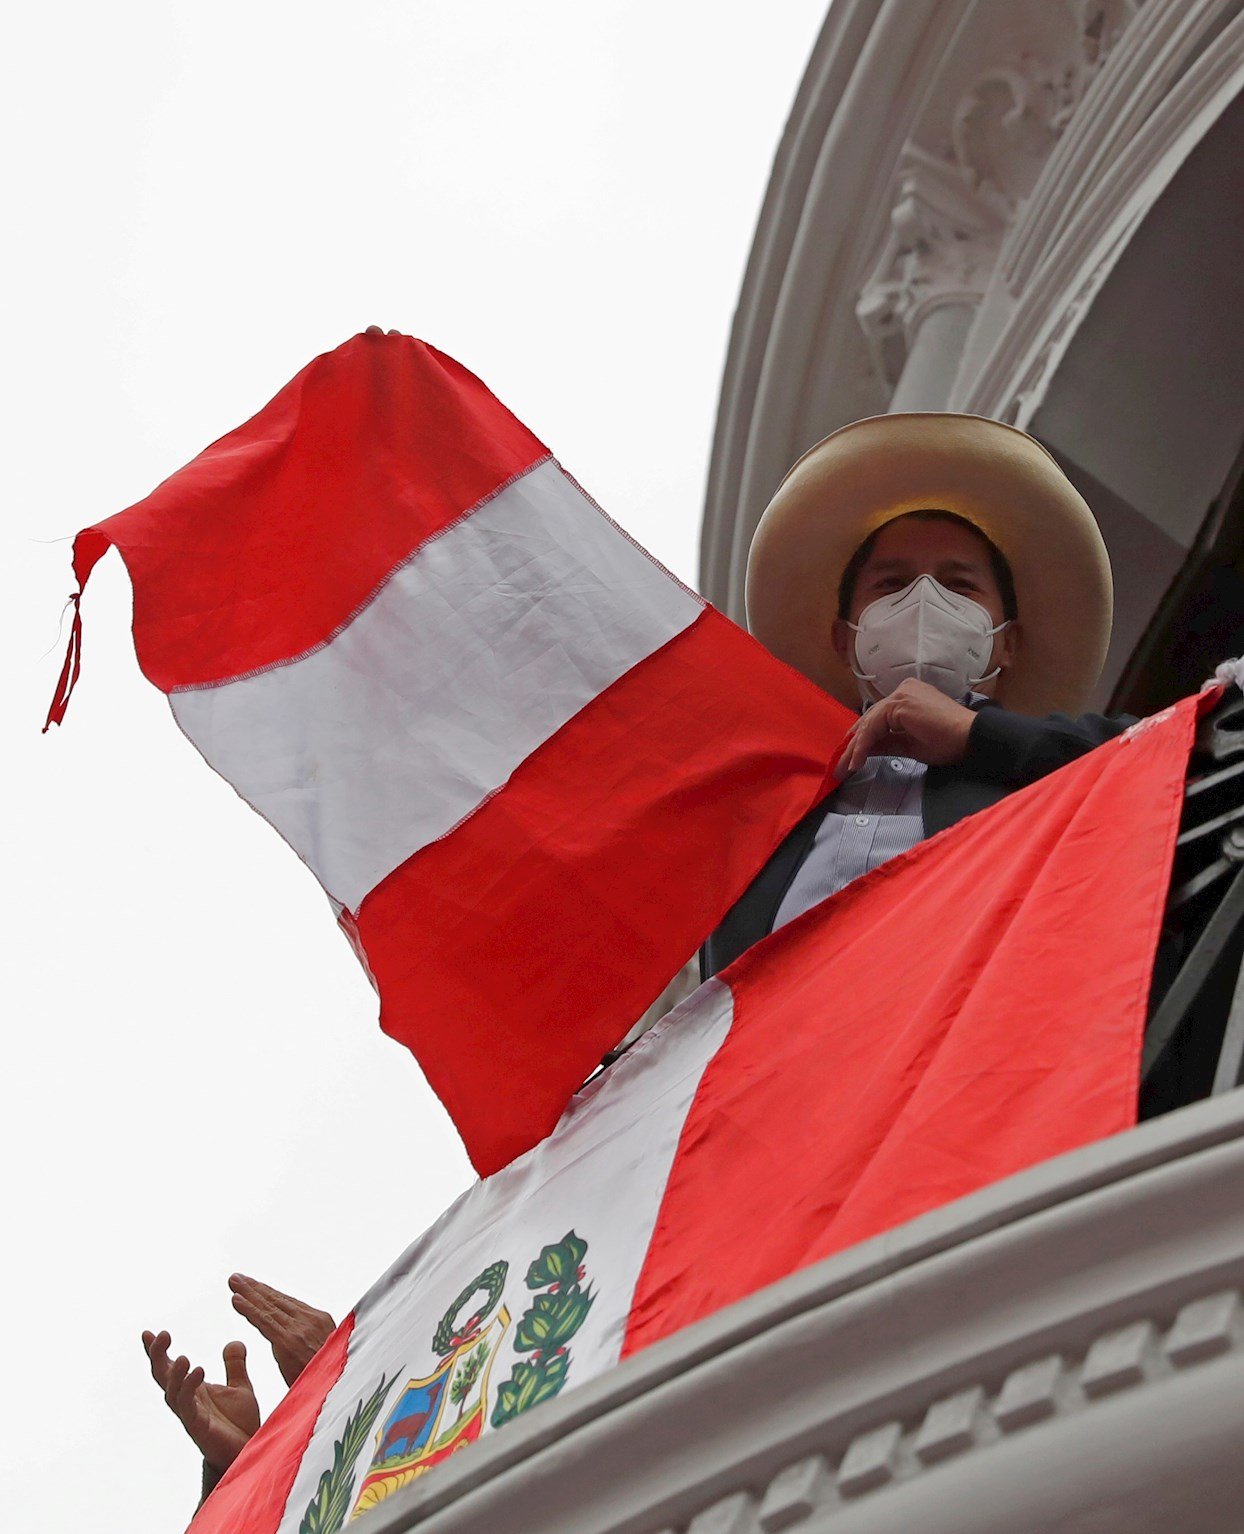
[
  {"x1": 47, "y1": 330, "x2": 852, "y2": 1172},
  {"x1": 186, "y1": 692, "x2": 1197, "y2": 1534}
]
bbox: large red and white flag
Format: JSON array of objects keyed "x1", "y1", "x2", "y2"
[
  {"x1": 48, "y1": 331, "x2": 853, "y2": 1172},
  {"x1": 187, "y1": 693, "x2": 1196, "y2": 1534}
]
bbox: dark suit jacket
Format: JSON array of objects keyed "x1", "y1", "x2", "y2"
[{"x1": 700, "y1": 700, "x2": 1133, "y2": 980}]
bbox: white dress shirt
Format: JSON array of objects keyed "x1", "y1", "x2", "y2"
[
  {"x1": 772, "y1": 753, "x2": 926, "y2": 931},
  {"x1": 772, "y1": 694, "x2": 989, "y2": 932}
]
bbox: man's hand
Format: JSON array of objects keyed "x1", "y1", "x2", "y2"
[
  {"x1": 837, "y1": 679, "x2": 976, "y2": 777},
  {"x1": 229, "y1": 1274, "x2": 336, "y2": 1387},
  {"x1": 141, "y1": 1330, "x2": 260, "y2": 1472}
]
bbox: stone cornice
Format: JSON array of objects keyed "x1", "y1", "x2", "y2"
[{"x1": 365, "y1": 1091, "x2": 1244, "y2": 1534}]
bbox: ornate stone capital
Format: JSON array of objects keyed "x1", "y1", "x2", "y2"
[{"x1": 855, "y1": 147, "x2": 1003, "y2": 391}]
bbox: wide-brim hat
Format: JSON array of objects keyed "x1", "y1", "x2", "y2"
[{"x1": 745, "y1": 412, "x2": 1113, "y2": 716}]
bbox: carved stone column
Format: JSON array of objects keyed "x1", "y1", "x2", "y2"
[{"x1": 855, "y1": 148, "x2": 1003, "y2": 411}]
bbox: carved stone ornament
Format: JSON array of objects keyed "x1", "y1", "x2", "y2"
[
  {"x1": 952, "y1": 60, "x2": 1067, "y2": 217},
  {"x1": 855, "y1": 0, "x2": 1147, "y2": 399},
  {"x1": 951, "y1": 0, "x2": 1144, "y2": 217},
  {"x1": 855, "y1": 147, "x2": 1003, "y2": 390}
]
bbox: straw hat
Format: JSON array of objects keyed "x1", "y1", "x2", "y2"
[{"x1": 745, "y1": 412, "x2": 1113, "y2": 716}]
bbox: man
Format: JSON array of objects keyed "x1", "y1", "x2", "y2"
[{"x1": 703, "y1": 411, "x2": 1130, "y2": 977}]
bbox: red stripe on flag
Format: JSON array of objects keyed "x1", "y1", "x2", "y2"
[
  {"x1": 82, "y1": 333, "x2": 547, "y2": 691},
  {"x1": 353, "y1": 606, "x2": 850, "y2": 1176},
  {"x1": 187, "y1": 1313, "x2": 356, "y2": 1534},
  {"x1": 622, "y1": 698, "x2": 1197, "y2": 1357}
]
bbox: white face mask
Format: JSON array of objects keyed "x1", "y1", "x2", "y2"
[{"x1": 849, "y1": 574, "x2": 1009, "y2": 704}]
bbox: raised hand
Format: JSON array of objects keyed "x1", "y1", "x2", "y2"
[
  {"x1": 229, "y1": 1274, "x2": 336, "y2": 1387},
  {"x1": 141, "y1": 1330, "x2": 260, "y2": 1472},
  {"x1": 837, "y1": 678, "x2": 976, "y2": 778}
]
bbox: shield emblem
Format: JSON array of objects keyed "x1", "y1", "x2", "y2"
[{"x1": 351, "y1": 1308, "x2": 510, "y2": 1517}]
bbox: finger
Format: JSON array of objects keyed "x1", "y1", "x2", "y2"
[
  {"x1": 232, "y1": 1290, "x2": 282, "y2": 1341},
  {"x1": 836, "y1": 724, "x2": 859, "y2": 777},
  {"x1": 145, "y1": 1330, "x2": 172, "y2": 1388},
  {"x1": 848, "y1": 729, "x2": 876, "y2": 774},
  {"x1": 834, "y1": 738, "x2": 854, "y2": 779},
  {"x1": 174, "y1": 1364, "x2": 206, "y2": 1425},
  {"x1": 863, "y1": 700, "x2": 899, "y2": 757},
  {"x1": 231, "y1": 1273, "x2": 298, "y2": 1317},
  {"x1": 230, "y1": 1274, "x2": 297, "y2": 1327},
  {"x1": 223, "y1": 1340, "x2": 252, "y2": 1391},
  {"x1": 885, "y1": 696, "x2": 911, "y2": 738},
  {"x1": 230, "y1": 1281, "x2": 280, "y2": 1328},
  {"x1": 854, "y1": 702, "x2": 887, "y2": 754},
  {"x1": 165, "y1": 1353, "x2": 190, "y2": 1409},
  {"x1": 841, "y1": 705, "x2": 886, "y2": 775}
]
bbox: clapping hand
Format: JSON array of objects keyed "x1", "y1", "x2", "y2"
[
  {"x1": 143, "y1": 1277, "x2": 336, "y2": 1471},
  {"x1": 141, "y1": 1331, "x2": 260, "y2": 1473},
  {"x1": 227, "y1": 1273, "x2": 336, "y2": 1386}
]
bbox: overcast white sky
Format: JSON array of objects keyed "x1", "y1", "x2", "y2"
[{"x1": 4, "y1": 4, "x2": 829, "y2": 1528}]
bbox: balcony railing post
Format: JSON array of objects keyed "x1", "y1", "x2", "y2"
[{"x1": 1142, "y1": 681, "x2": 1244, "y2": 1114}]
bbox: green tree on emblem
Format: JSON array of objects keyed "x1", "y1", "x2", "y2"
[
  {"x1": 492, "y1": 1231, "x2": 593, "y2": 1429},
  {"x1": 449, "y1": 1340, "x2": 489, "y2": 1420}
]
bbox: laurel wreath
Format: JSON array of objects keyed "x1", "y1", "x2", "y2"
[
  {"x1": 299, "y1": 1372, "x2": 396, "y2": 1534},
  {"x1": 491, "y1": 1231, "x2": 593, "y2": 1429},
  {"x1": 301, "y1": 1237, "x2": 593, "y2": 1522},
  {"x1": 431, "y1": 1260, "x2": 509, "y2": 1357}
]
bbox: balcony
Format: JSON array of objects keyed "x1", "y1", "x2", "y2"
[
  {"x1": 364, "y1": 1092, "x2": 1244, "y2": 1534},
  {"x1": 359, "y1": 690, "x2": 1244, "y2": 1534}
]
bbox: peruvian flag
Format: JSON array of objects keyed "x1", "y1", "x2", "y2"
[
  {"x1": 188, "y1": 693, "x2": 1195, "y2": 1534},
  {"x1": 48, "y1": 331, "x2": 852, "y2": 1173}
]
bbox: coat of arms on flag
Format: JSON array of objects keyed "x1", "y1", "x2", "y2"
[
  {"x1": 349, "y1": 1295, "x2": 508, "y2": 1514},
  {"x1": 296, "y1": 1236, "x2": 594, "y2": 1530}
]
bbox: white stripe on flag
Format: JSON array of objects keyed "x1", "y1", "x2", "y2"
[
  {"x1": 169, "y1": 459, "x2": 704, "y2": 910},
  {"x1": 275, "y1": 978, "x2": 733, "y2": 1531}
]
